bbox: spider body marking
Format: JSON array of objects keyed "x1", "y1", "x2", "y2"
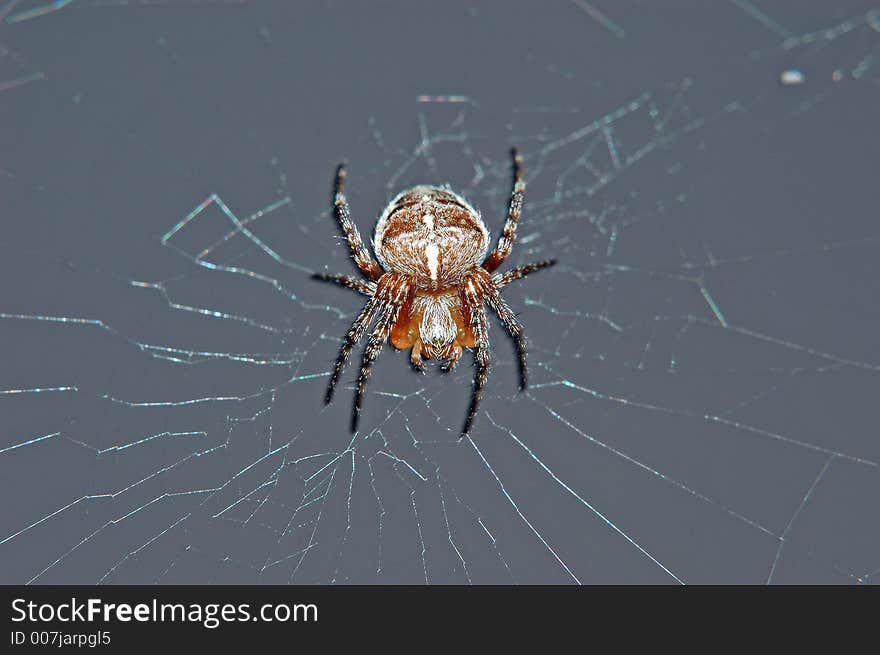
[{"x1": 314, "y1": 149, "x2": 555, "y2": 435}]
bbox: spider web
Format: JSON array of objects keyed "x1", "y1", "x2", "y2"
[{"x1": 2, "y1": 0, "x2": 880, "y2": 584}]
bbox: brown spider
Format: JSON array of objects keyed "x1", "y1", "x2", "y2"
[{"x1": 314, "y1": 148, "x2": 555, "y2": 435}]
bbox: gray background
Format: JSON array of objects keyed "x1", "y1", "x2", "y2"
[{"x1": 1, "y1": 0, "x2": 878, "y2": 584}]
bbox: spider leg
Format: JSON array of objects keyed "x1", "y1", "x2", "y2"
[
  {"x1": 324, "y1": 294, "x2": 380, "y2": 405},
  {"x1": 332, "y1": 163, "x2": 383, "y2": 281},
  {"x1": 312, "y1": 272, "x2": 376, "y2": 296},
  {"x1": 461, "y1": 280, "x2": 491, "y2": 436},
  {"x1": 482, "y1": 148, "x2": 525, "y2": 273},
  {"x1": 410, "y1": 342, "x2": 425, "y2": 371},
  {"x1": 493, "y1": 259, "x2": 556, "y2": 289},
  {"x1": 484, "y1": 290, "x2": 528, "y2": 391},
  {"x1": 351, "y1": 277, "x2": 411, "y2": 432}
]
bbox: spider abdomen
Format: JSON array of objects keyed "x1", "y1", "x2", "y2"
[{"x1": 373, "y1": 185, "x2": 490, "y2": 290}]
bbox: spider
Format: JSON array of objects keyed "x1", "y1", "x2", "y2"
[{"x1": 314, "y1": 148, "x2": 555, "y2": 435}]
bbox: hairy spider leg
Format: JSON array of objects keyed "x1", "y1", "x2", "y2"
[
  {"x1": 482, "y1": 148, "x2": 525, "y2": 273},
  {"x1": 311, "y1": 272, "x2": 376, "y2": 295},
  {"x1": 352, "y1": 276, "x2": 412, "y2": 431},
  {"x1": 333, "y1": 162, "x2": 383, "y2": 281},
  {"x1": 460, "y1": 275, "x2": 491, "y2": 435},
  {"x1": 493, "y1": 259, "x2": 556, "y2": 289}
]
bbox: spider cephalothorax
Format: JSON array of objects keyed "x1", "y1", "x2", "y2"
[{"x1": 314, "y1": 149, "x2": 555, "y2": 434}]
